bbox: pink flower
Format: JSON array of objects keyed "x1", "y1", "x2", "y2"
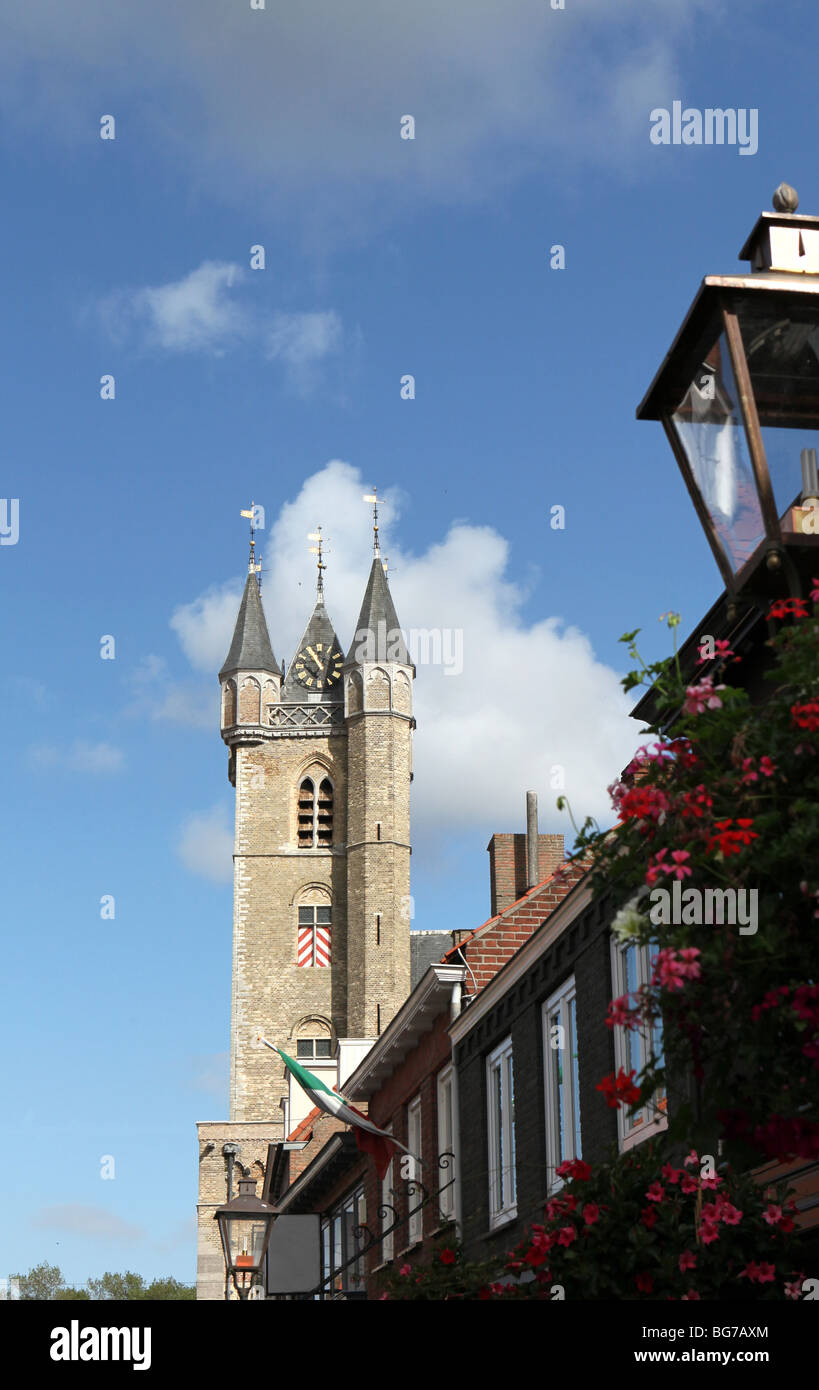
[
  {"x1": 697, "y1": 638, "x2": 735, "y2": 664},
  {"x1": 785, "y1": 1273, "x2": 806, "y2": 1300},
  {"x1": 720, "y1": 1204, "x2": 743, "y2": 1226},
  {"x1": 606, "y1": 994, "x2": 637, "y2": 1030},
  {"x1": 669, "y1": 850, "x2": 693, "y2": 880},
  {"x1": 680, "y1": 1173, "x2": 699, "y2": 1194},
  {"x1": 679, "y1": 1250, "x2": 697, "y2": 1272},
  {"x1": 557, "y1": 1225, "x2": 577, "y2": 1247},
  {"x1": 645, "y1": 1182, "x2": 665, "y2": 1204},
  {"x1": 399, "y1": 1263, "x2": 411, "y2": 1276},
  {"x1": 762, "y1": 1204, "x2": 783, "y2": 1227},
  {"x1": 582, "y1": 1203, "x2": 600, "y2": 1226},
  {"x1": 759, "y1": 755, "x2": 776, "y2": 778},
  {"x1": 811, "y1": 578, "x2": 819, "y2": 602},
  {"x1": 662, "y1": 1164, "x2": 682, "y2": 1185},
  {"x1": 700, "y1": 1222, "x2": 720, "y2": 1245},
  {"x1": 683, "y1": 676, "x2": 726, "y2": 715},
  {"x1": 678, "y1": 947, "x2": 702, "y2": 979}
]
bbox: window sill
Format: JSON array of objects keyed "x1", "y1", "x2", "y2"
[
  {"x1": 488, "y1": 1206, "x2": 517, "y2": 1232},
  {"x1": 621, "y1": 1111, "x2": 668, "y2": 1153},
  {"x1": 396, "y1": 1240, "x2": 423, "y2": 1259}
]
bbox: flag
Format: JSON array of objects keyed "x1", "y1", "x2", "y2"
[{"x1": 260, "y1": 1038, "x2": 415, "y2": 1180}]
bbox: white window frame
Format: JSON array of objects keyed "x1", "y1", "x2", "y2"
[
  {"x1": 436, "y1": 1065, "x2": 457, "y2": 1225},
  {"x1": 380, "y1": 1127, "x2": 394, "y2": 1264},
  {"x1": 609, "y1": 937, "x2": 668, "y2": 1151},
  {"x1": 486, "y1": 1037, "x2": 516, "y2": 1228},
  {"x1": 407, "y1": 1095, "x2": 423, "y2": 1246},
  {"x1": 543, "y1": 976, "x2": 582, "y2": 1194}
]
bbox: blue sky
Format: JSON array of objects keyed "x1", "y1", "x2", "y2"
[{"x1": 1, "y1": 0, "x2": 815, "y2": 1287}]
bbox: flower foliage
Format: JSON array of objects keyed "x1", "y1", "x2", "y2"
[
  {"x1": 379, "y1": 1145, "x2": 804, "y2": 1300},
  {"x1": 571, "y1": 601, "x2": 819, "y2": 1164}
]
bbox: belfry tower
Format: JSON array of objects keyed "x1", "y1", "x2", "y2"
[{"x1": 196, "y1": 508, "x2": 414, "y2": 1298}]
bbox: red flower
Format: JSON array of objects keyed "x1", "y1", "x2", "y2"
[
  {"x1": 582, "y1": 1203, "x2": 600, "y2": 1226},
  {"x1": 617, "y1": 785, "x2": 670, "y2": 824},
  {"x1": 662, "y1": 1164, "x2": 682, "y2": 1185},
  {"x1": 596, "y1": 1068, "x2": 641, "y2": 1109},
  {"x1": 681, "y1": 1289, "x2": 700, "y2": 1301},
  {"x1": 555, "y1": 1158, "x2": 592, "y2": 1182},
  {"x1": 707, "y1": 817, "x2": 759, "y2": 857},
  {"x1": 679, "y1": 1250, "x2": 697, "y2": 1272},
  {"x1": 769, "y1": 597, "x2": 809, "y2": 620},
  {"x1": 557, "y1": 1225, "x2": 577, "y2": 1247},
  {"x1": 635, "y1": 1272, "x2": 653, "y2": 1293},
  {"x1": 791, "y1": 701, "x2": 819, "y2": 732},
  {"x1": 640, "y1": 1206, "x2": 657, "y2": 1230},
  {"x1": 645, "y1": 1182, "x2": 665, "y2": 1204},
  {"x1": 439, "y1": 1248, "x2": 456, "y2": 1265}
]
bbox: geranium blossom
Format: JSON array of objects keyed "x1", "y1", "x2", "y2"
[
  {"x1": 596, "y1": 1068, "x2": 641, "y2": 1109},
  {"x1": 791, "y1": 700, "x2": 819, "y2": 732},
  {"x1": 769, "y1": 597, "x2": 809, "y2": 620},
  {"x1": 683, "y1": 676, "x2": 726, "y2": 715},
  {"x1": 697, "y1": 638, "x2": 735, "y2": 664}
]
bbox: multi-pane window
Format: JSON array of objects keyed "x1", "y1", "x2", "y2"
[
  {"x1": 407, "y1": 1096, "x2": 422, "y2": 1246},
  {"x1": 297, "y1": 905, "x2": 332, "y2": 967},
  {"x1": 543, "y1": 977, "x2": 582, "y2": 1192},
  {"x1": 436, "y1": 1066, "x2": 457, "y2": 1224},
  {"x1": 610, "y1": 938, "x2": 667, "y2": 1149},
  {"x1": 297, "y1": 777, "x2": 333, "y2": 848},
  {"x1": 296, "y1": 1038, "x2": 333, "y2": 1060},
  {"x1": 320, "y1": 1185, "x2": 366, "y2": 1299},
  {"x1": 486, "y1": 1038, "x2": 516, "y2": 1227}
]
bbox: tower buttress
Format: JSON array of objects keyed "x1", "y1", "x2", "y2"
[{"x1": 344, "y1": 557, "x2": 413, "y2": 1037}]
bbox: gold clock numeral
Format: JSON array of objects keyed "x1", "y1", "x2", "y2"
[{"x1": 305, "y1": 676, "x2": 313, "y2": 687}]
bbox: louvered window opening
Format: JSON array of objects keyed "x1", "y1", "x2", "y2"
[{"x1": 298, "y1": 777, "x2": 333, "y2": 848}]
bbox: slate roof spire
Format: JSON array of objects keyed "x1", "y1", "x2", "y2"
[
  {"x1": 349, "y1": 555, "x2": 410, "y2": 666},
  {"x1": 219, "y1": 571, "x2": 281, "y2": 679}
]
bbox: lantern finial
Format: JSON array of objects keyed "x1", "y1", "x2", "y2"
[{"x1": 772, "y1": 182, "x2": 799, "y2": 213}]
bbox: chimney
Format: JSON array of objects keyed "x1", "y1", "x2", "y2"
[
  {"x1": 487, "y1": 794, "x2": 564, "y2": 917},
  {"x1": 526, "y1": 791, "x2": 539, "y2": 889}
]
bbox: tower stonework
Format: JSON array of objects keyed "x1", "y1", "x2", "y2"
[{"x1": 196, "y1": 544, "x2": 413, "y2": 1298}]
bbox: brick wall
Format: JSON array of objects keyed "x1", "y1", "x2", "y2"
[{"x1": 488, "y1": 833, "x2": 565, "y2": 916}]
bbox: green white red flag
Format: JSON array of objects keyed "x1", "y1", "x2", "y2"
[{"x1": 259, "y1": 1037, "x2": 414, "y2": 1180}]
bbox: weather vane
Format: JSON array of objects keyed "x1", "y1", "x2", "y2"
[
  {"x1": 363, "y1": 488, "x2": 381, "y2": 557},
  {"x1": 240, "y1": 502, "x2": 263, "y2": 589},
  {"x1": 308, "y1": 527, "x2": 328, "y2": 600}
]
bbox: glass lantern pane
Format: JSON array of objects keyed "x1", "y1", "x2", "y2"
[
  {"x1": 672, "y1": 333, "x2": 766, "y2": 572},
  {"x1": 226, "y1": 1215, "x2": 268, "y2": 1267},
  {"x1": 734, "y1": 293, "x2": 819, "y2": 524}
]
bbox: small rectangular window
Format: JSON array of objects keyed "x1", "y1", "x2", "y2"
[
  {"x1": 486, "y1": 1038, "x2": 516, "y2": 1227},
  {"x1": 296, "y1": 1040, "x2": 314, "y2": 1059},
  {"x1": 315, "y1": 1038, "x2": 332, "y2": 1058},
  {"x1": 407, "y1": 1096, "x2": 422, "y2": 1245},
  {"x1": 610, "y1": 937, "x2": 667, "y2": 1150}
]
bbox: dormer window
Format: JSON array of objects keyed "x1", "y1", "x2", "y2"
[{"x1": 297, "y1": 776, "x2": 333, "y2": 848}]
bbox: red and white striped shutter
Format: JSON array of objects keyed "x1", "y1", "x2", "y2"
[
  {"x1": 297, "y1": 924, "x2": 314, "y2": 967},
  {"x1": 314, "y1": 926, "x2": 331, "y2": 968}
]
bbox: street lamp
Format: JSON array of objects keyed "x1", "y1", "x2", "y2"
[
  {"x1": 637, "y1": 183, "x2": 819, "y2": 599},
  {"x1": 214, "y1": 1178, "x2": 277, "y2": 1300}
]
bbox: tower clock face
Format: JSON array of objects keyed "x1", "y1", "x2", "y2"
[{"x1": 294, "y1": 643, "x2": 343, "y2": 691}]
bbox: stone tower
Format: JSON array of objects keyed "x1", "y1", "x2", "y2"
[{"x1": 196, "y1": 537, "x2": 413, "y2": 1298}]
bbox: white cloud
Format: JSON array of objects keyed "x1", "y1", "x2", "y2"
[
  {"x1": 32, "y1": 1204, "x2": 145, "y2": 1243},
  {"x1": 177, "y1": 804, "x2": 233, "y2": 883},
  {"x1": 170, "y1": 462, "x2": 641, "y2": 836},
  {"x1": 29, "y1": 740, "x2": 125, "y2": 774},
  {"x1": 98, "y1": 262, "x2": 344, "y2": 385},
  {"x1": 133, "y1": 261, "x2": 247, "y2": 353},
  {"x1": 0, "y1": 0, "x2": 725, "y2": 217}
]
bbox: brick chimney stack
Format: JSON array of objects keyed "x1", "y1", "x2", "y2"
[{"x1": 487, "y1": 795, "x2": 564, "y2": 917}]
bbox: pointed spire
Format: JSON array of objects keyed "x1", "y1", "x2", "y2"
[
  {"x1": 349, "y1": 556, "x2": 410, "y2": 666},
  {"x1": 219, "y1": 572, "x2": 281, "y2": 679}
]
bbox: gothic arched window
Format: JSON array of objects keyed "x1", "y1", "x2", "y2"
[
  {"x1": 297, "y1": 778, "x2": 315, "y2": 848},
  {"x1": 297, "y1": 775, "x2": 333, "y2": 848}
]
